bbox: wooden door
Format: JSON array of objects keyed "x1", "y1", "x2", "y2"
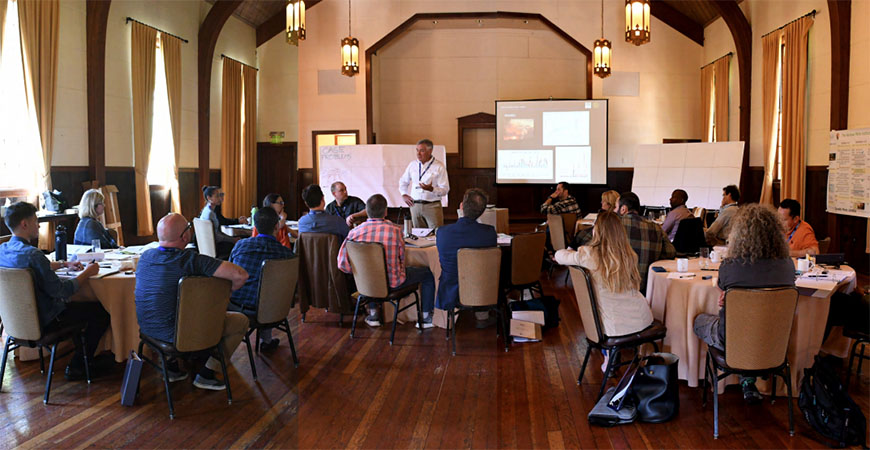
[{"x1": 256, "y1": 142, "x2": 298, "y2": 220}]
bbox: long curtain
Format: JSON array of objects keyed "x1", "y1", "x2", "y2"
[
  {"x1": 760, "y1": 31, "x2": 783, "y2": 205},
  {"x1": 780, "y1": 16, "x2": 814, "y2": 206},
  {"x1": 131, "y1": 22, "x2": 157, "y2": 236},
  {"x1": 0, "y1": 0, "x2": 7, "y2": 55},
  {"x1": 162, "y1": 33, "x2": 183, "y2": 214},
  {"x1": 700, "y1": 65, "x2": 714, "y2": 142},
  {"x1": 220, "y1": 58, "x2": 243, "y2": 218},
  {"x1": 713, "y1": 55, "x2": 730, "y2": 142},
  {"x1": 241, "y1": 64, "x2": 257, "y2": 216},
  {"x1": 17, "y1": 0, "x2": 58, "y2": 193}
]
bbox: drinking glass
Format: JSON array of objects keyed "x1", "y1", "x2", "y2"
[
  {"x1": 92, "y1": 239, "x2": 101, "y2": 253},
  {"x1": 699, "y1": 247, "x2": 710, "y2": 269}
]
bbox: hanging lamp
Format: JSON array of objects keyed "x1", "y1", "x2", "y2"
[
  {"x1": 625, "y1": 0, "x2": 650, "y2": 46},
  {"x1": 341, "y1": 0, "x2": 359, "y2": 76},
  {"x1": 594, "y1": 0, "x2": 612, "y2": 78},
  {"x1": 286, "y1": 0, "x2": 305, "y2": 45}
]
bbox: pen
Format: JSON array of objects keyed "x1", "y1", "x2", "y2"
[{"x1": 701, "y1": 268, "x2": 718, "y2": 271}]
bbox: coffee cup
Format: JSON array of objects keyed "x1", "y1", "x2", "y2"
[
  {"x1": 676, "y1": 258, "x2": 689, "y2": 273},
  {"x1": 709, "y1": 251, "x2": 720, "y2": 264},
  {"x1": 797, "y1": 258, "x2": 810, "y2": 273}
]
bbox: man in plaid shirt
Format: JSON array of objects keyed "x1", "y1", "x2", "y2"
[
  {"x1": 540, "y1": 181, "x2": 581, "y2": 215},
  {"x1": 573, "y1": 192, "x2": 675, "y2": 294},
  {"x1": 338, "y1": 194, "x2": 436, "y2": 328},
  {"x1": 229, "y1": 207, "x2": 294, "y2": 350}
]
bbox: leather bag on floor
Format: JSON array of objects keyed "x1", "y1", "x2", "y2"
[{"x1": 630, "y1": 352, "x2": 680, "y2": 423}]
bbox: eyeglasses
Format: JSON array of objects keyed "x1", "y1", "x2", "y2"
[
  {"x1": 181, "y1": 221, "x2": 193, "y2": 239},
  {"x1": 276, "y1": 201, "x2": 285, "y2": 205}
]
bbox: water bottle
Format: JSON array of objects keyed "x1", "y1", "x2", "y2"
[
  {"x1": 403, "y1": 208, "x2": 412, "y2": 237},
  {"x1": 55, "y1": 225, "x2": 68, "y2": 261},
  {"x1": 250, "y1": 205, "x2": 258, "y2": 220}
]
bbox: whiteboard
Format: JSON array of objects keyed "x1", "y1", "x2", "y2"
[
  {"x1": 631, "y1": 142, "x2": 744, "y2": 209},
  {"x1": 827, "y1": 128, "x2": 870, "y2": 218},
  {"x1": 319, "y1": 144, "x2": 449, "y2": 208}
]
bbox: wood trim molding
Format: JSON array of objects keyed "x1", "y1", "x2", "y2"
[
  {"x1": 255, "y1": 0, "x2": 323, "y2": 47},
  {"x1": 650, "y1": 0, "x2": 705, "y2": 46},
  {"x1": 457, "y1": 112, "x2": 495, "y2": 169},
  {"x1": 198, "y1": 0, "x2": 243, "y2": 208},
  {"x1": 364, "y1": 12, "x2": 594, "y2": 144},
  {"x1": 826, "y1": 0, "x2": 852, "y2": 253},
  {"x1": 86, "y1": 0, "x2": 111, "y2": 185}
]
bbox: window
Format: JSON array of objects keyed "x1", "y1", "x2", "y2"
[
  {"x1": 0, "y1": 0, "x2": 44, "y2": 193},
  {"x1": 146, "y1": 33, "x2": 176, "y2": 186},
  {"x1": 312, "y1": 131, "x2": 359, "y2": 183}
]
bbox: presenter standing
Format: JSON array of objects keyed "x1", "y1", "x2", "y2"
[{"x1": 399, "y1": 139, "x2": 449, "y2": 228}]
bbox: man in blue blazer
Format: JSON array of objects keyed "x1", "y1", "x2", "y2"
[{"x1": 436, "y1": 188, "x2": 498, "y2": 328}]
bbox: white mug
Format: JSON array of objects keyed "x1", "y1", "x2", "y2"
[
  {"x1": 676, "y1": 258, "x2": 689, "y2": 273},
  {"x1": 709, "y1": 251, "x2": 720, "y2": 264},
  {"x1": 797, "y1": 258, "x2": 810, "y2": 273}
]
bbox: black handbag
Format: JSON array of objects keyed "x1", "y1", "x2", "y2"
[{"x1": 630, "y1": 352, "x2": 680, "y2": 423}]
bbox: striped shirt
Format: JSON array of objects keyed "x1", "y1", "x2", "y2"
[{"x1": 337, "y1": 218, "x2": 406, "y2": 288}]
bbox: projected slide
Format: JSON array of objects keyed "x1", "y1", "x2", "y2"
[{"x1": 496, "y1": 100, "x2": 607, "y2": 185}]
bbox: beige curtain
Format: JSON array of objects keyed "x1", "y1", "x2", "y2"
[
  {"x1": 0, "y1": 0, "x2": 7, "y2": 55},
  {"x1": 18, "y1": 0, "x2": 59, "y2": 192},
  {"x1": 162, "y1": 33, "x2": 183, "y2": 214},
  {"x1": 760, "y1": 31, "x2": 782, "y2": 205},
  {"x1": 700, "y1": 65, "x2": 714, "y2": 142},
  {"x1": 220, "y1": 58, "x2": 243, "y2": 218},
  {"x1": 131, "y1": 22, "x2": 157, "y2": 236},
  {"x1": 780, "y1": 16, "x2": 813, "y2": 206},
  {"x1": 241, "y1": 64, "x2": 257, "y2": 217},
  {"x1": 713, "y1": 55, "x2": 730, "y2": 142}
]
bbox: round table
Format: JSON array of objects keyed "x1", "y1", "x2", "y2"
[{"x1": 645, "y1": 257, "x2": 856, "y2": 396}]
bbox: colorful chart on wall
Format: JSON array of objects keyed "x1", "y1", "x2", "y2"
[
  {"x1": 827, "y1": 128, "x2": 870, "y2": 218},
  {"x1": 319, "y1": 144, "x2": 448, "y2": 208},
  {"x1": 630, "y1": 142, "x2": 745, "y2": 210}
]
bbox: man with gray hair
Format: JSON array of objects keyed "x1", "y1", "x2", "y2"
[
  {"x1": 399, "y1": 138, "x2": 450, "y2": 228},
  {"x1": 337, "y1": 194, "x2": 436, "y2": 328},
  {"x1": 435, "y1": 188, "x2": 499, "y2": 328}
]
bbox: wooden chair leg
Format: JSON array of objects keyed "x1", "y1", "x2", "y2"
[
  {"x1": 158, "y1": 352, "x2": 175, "y2": 419},
  {"x1": 578, "y1": 343, "x2": 592, "y2": 385},
  {"x1": 0, "y1": 336, "x2": 12, "y2": 392},
  {"x1": 43, "y1": 344, "x2": 58, "y2": 405},
  {"x1": 784, "y1": 362, "x2": 794, "y2": 436},
  {"x1": 216, "y1": 341, "x2": 232, "y2": 405},
  {"x1": 243, "y1": 331, "x2": 257, "y2": 380},
  {"x1": 284, "y1": 319, "x2": 299, "y2": 367},
  {"x1": 350, "y1": 295, "x2": 363, "y2": 339},
  {"x1": 389, "y1": 300, "x2": 399, "y2": 346}
]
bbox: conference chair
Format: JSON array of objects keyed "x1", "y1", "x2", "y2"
[
  {"x1": 237, "y1": 258, "x2": 300, "y2": 380},
  {"x1": 505, "y1": 232, "x2": 546, "y2": 301},
  {"x1": 0, "y1": 235, "x2": 11, "y2": 244},
  {"x1": 817, "y1": 237, "x2": 831, "y2": 254},
  {"x1": 844, "y1": 326, "x2": 868, "y2": 388},
  {"x1": 569, "y1": 266, "x2": 667, "y2": 400},
  {"x1": 692, "y1": 207, "x2": 707, "y2": 227},
  {"x1": 545, "y1": 214, "x2": 569, "y2": 279},
  {"x1": 701, "y1": 287, "x2": 799, "y2": 439},
  {"x1": 0, "y1": 268, "x2": 91, "y2": 404},
  {"x1": 193, "y1": 218, "x2": 216, "y2": 258},
  {"x1": 296, "y1": 232, "x2": 357, "y2": 325},
  {"x1": 672, "y1": 218, "x2": 707, "y2": 256},
  {"x1": 345, "y1": 241, "x2": 422, "y2": 345},
  {"x1": 137, "y1": 277, "x2": 234, "y2": 419},
  {"x1": 447, "y1": 248, "x2": 507, "y2": 355}
]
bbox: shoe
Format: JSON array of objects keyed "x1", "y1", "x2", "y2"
[
  {"x1": 742, "y1": 381, "x2": 763, "y2": 404},
  {"x1": 259, "y1": 338, "x2": 280, "y2": 351},
  {"x1": 475, "y1": 315, "x2": 498, "y2": 329},
  {"x1": 417, "y1": 315, "x2": 434, "y2": 329},
  {"x1": 365, "y1": 316, "x2": 381, "y2": 327},
  {"x1": 193, "y1": 374, "x2": 226, "y2": 391},
  {"x1": 163, "y1": 359, "x2": 188, "y2": 383}
]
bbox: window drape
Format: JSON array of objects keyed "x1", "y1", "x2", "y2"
[
  {"x1": 131, "y1": 22, "x2": 157, "y2": 236},
  {"x1": 700, "y1": 65, "x2": 714, "y2": 142},
  {"x1": 161, "y1": 33, "x2": 182, "y2": 214},
  {"x1": 241, "y1": 64, "x2": 257, "y2": 217},
  {"x1": 760, "y1": 30, "x2": 783, "y2": 205},
  {"x1": 780, "y1": 16, "x2": 813, "y2": 206},
  {"x1": 17, "y1": 0, "x2": 58, "y2": 193},
  {"x1": 220, "y1": 58, "x2": 243, "y2": 218},
  {"x1": 713, "y1": 55, "x2": 730, "y2": 142},
  {"x1": 0, "y1": 0, "x2": 7, "y2": 56}
]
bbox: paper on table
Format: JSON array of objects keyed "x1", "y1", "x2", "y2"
[
  {"x1": 795, "y1": 278, "x2": 838, "y2": 291},
  {"x1": 411, "y1": 228, "x2": 433, "y2": 238},
  {"x1": 405, "y1": 237, "x2": 436, "y2": 248},
  {"x1": 57, "y1": 266, "x2": 120, "y2": 279},
  {"x1": 667, "y1": 272, "x2": 696, "y2": 279},
  {"x1": 497, "y1": 233, "x2": 513, "y2": 245}
]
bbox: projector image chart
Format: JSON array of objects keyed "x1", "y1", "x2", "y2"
[{"x1": 496, "y1": 99, "x2": 608, "y2": 185}]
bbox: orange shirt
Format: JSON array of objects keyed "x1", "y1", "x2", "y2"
[
  {"x1": 252, "y1": 225, "x2": 293, "y2": 249},
  {"x1": 785, "y1": 219, "x2": 818, "y2": 253}
]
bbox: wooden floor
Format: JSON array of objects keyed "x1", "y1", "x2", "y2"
[{"x1": 1, "y1": 266, "x2": 868, "y2": 449}]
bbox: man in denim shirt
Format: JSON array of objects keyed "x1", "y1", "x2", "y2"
[{"x1": 0, "y1": 202, "x2": 109, "y2": 380}]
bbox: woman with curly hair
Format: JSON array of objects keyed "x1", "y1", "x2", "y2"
[{"x1": 693, "y1": 203, "x2": 794, "y2": 403}]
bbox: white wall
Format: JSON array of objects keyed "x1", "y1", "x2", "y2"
[
  {"x1": 52, "y1": 0, "x2": 87, "y2": 166},
  {"x1": 297, "y1": 0, "x2": 704, "y2": 169},
  {"x1": 702, "y1": 15, "x2": 740, "y2": 143},
  {"x1": 849, "y1": 0, "x2": 870, "y2": 130},
  {"x1": 258, "y1": 32, "x2": 300, "y2": 143}
]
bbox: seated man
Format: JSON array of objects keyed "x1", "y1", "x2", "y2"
[
  {"x1": 0, "y1": 202, "x2": 109, "y2": 380},
  {"x1": 575, "y1": 192, "x2": 675, "y2": 294},
  {"x1": 298, "y1": 184, "x2": 350, "y2": 240},
  {"x1": 661, "y1": 189, "x2": 693, "y2": 241},
  {"x1": 135, "y1": 213, "x2": 249, "y2": 390},
  {"x1": 705, "y1": 184, "x2": 740, "y2": 246},
  {"x1": 778, "y1": 198, "x2": 819, "y2": 257},
  {"x1": 326, "y1": 181, "x2": 368, "y2": 227},
  {"x1": 338, "y1": 194, "x2": 436, "y2": 328},
  {"x1": 229, "y1": 207, "x2": 295, "y2": 351},
  {"x1": 436, "y1": 188, "x2": 498, "y2": 328},
  {"x1": 540, "y1": 181, "x2": 580, "y2": 215}
]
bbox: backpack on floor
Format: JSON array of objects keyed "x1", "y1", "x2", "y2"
[{"x1": 798, "y1": 356, "x2": 866, "y2": 448}]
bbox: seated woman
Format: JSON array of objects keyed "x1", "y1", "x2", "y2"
[
  {"x1": 600, "y1": 190, "x2": 619, "y2": 214},
  {"x1": 200, "y1": 186, "x2": 244, "y2": 259},
  {"x1": 74, "y1": 189, "x2": 118, "y2": 249},
  {"x1": 555, "y1": 211, "x2": 653, "y2": 337},
  {"x1": 692, "y1": 203, "x2": 794, "y2": 404},
  {"x1": 572, "y1": 190, "x2": 620, "y2": 245},
  {"x1": 251, "y1": 193, "x2": 294, "y2": 248}
]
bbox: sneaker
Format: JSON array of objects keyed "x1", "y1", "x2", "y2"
[
  {"x1": 742, "y1": 380, "x2": 763, "y2": 404},
  {"x1": 417, "y1": 315, "x2": 434, "y2": 329},
  {"x1": 166, "y1": 367, "x2": 188, "y2": 383},
  {"x1": 193, "y1": 374, "x2": 226, "y2": 391},
  {"x1": 364, "y1": 315, "x2": 381, "y2": 327}
]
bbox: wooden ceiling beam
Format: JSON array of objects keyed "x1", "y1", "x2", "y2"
[
  {"x1": 650, "y1": 0, "x2": 705, "y2": 46},
  {"x1": 256, "y1": 0, "x2": 323, "y2": 47}
]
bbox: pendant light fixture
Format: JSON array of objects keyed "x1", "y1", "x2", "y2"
[
  {"x1": 341, "y1": 0, "x2": 359, "y2": 76},
  {"x1": 593, "y1": 0, "x2": 612, "y2": 78},
  {"x1": 625, "y1": 0, "x2": 650, "y2": 46},
  {"x1": 286, "y1": 0, "x2": 305, "y2": 46}
]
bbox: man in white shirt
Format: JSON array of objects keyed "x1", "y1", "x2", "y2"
[{"x1": 399, "y1": 139, "x2": 450, "y2": 228}]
